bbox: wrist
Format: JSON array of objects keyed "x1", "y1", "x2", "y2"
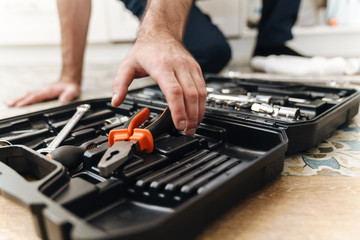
[
  {"x1": 139, "y1": 13, "x2": 182, "y2": 42},
  {"x1": 138, "y1": 1, "x2": 192, "y2": 43},
  {"x1": 59, "y1": 67, "x2": 82, "y2": 85}
]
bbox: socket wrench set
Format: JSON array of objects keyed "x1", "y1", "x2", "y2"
[{"x1": 0, "y1": 74, "x2": 359, "y2": 240}]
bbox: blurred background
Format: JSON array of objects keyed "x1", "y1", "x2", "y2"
[
  {"x1": 1, "y1": 0, "x2": 360, "y2": 57},
  {"x1": 1, "y1": 0, "x2": 360, "y2": 117}
]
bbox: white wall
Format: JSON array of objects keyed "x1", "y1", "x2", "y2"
[
  {"x1": 0, "y1": 0, "x2": 359, "y2": 58},
  {"x1": 0, "y1": 0, "x2": 61, "y2": 45},
  {"x1": 0, "y1": 0, "x2": 139, "y2": 45},
  {"x1": 0, "y1": 0, "x2": 240, "y2": 46}
]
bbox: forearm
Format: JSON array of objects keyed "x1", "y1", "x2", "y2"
[
  {"x1": 56, "y1": 0, "x2": 91, "y2": 84},
  {"x1": 138, "y1": 0, "x2": 193, "y2": 42},
  {"x1": 112, "y1": 0, "x2": 205, "y2": 136}
]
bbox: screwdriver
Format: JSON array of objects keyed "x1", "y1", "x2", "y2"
[{"x1": 46, "y1": 135, "x2": 108, "y2": 172}]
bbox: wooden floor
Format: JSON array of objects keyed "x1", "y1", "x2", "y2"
[
  {"x1": 2, "y1": 175, "x2": 360, "y2": 240},
  {"x1": 2, "y1": 45, "x2": 360, "y2": 239}
]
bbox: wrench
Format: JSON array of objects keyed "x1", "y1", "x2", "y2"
[{"x1": 37, "y1": 104, "x2": 91, "y2": 155}]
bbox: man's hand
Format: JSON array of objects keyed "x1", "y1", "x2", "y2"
[
  {"x1": 7, "y1": 80, "x2": 81, "y2": 107},
  {"x1": 7, "y1": 0, "x2": 90, "y2": 108},
  {"x1": 111, "y1": 0, "x2": 207, "y2": 136},
  {"x1": 112, "y1": 32, "x2": 206, "y2": 136}
]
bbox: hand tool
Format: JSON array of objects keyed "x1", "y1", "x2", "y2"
[
  {"x1": 37, "y1": 104, "x2": 90, "y2": 155},
  {"x1": 104, "y1": 116, "x2": 129, "y2": 126},
  {"x1": 251, "y1": 103, "x2": 300, "y2": 119},
  {"x1": 45, "y1": 135, "x2": 108, "y2": 172},
  {"x1": 0, "y1": 140, "x2": 12, "y2": 146},
  {"x1": 98, "y1": 107, "x2": 175, "y2": 177}
]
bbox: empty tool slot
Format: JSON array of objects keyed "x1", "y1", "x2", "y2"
[
  {"x1": 147, "y1": 151, "x2": 219, "y2": 194},
  {"x1": 293, "y1": 99, "x2": 326, "y2": 114},
  {"x1": 45, "y1": 108, "x2": 77, "y2": 123},
  {"x1": 204, "y1": 118, "x2": 282, "y2": 152},
  {"x1": 70, "y1": 128, "x2": 97, "y2": 143},
  {"x1": 107, "y1": 102, "x2": 135, "y2": 115},
  {"x1": 122, "y1": 155, "x2": 144, "y2": 171},
  {"x1": 74, "y1": 171, "x2": 106, "y2": 184},
  {"x1": 164, "y1": 155, "x2": 230, "y2": 196},
  {"x1": 196, "y1": 124, "x2": 226, "y2": 149},
  {"x1": 53, "y1": 176, "x2": 124, "y2": 218},
  {"x1": 180, "y1": 158, "x2": 240, "y2": 197},
  {"x1": 80, "y1": 109, "x2": 115, "y2": 125},
  {"x1": 196, "y1": 124, "x2": 226, "y2": 141},
  {"x1": 2, "y1": 128, "x2": 53, "y2": 149},
  {"x1": 122, "y1": 153, "x2": 169, "y2": 179},
  {"x1": 54, "y1": 177, "x2": 99, "y2": 208},
  {"x1": 0, "y1": 146, "x2": 57, "y2": 181},
  {"x1": 0, "y1": 118, "x2": 32, "y2": 134},
  {"x1": 51, "y1": 119, "x2": 104, "y2": 134},
  {"x1": 154, "y1": 135, "x2": 200, "y2": 157},
  {"x1": 73, "y1": 120, "x2": 109, "y2": 132},
  {"x1": 44, "y1": 128, "x2": 99, "y2": 147},
  {"x1": 135, "y1": 149, "x2": 209, "y2": 190},
  {"x1": 49, "y1": 110, "x2": 114, "y2": 133}
]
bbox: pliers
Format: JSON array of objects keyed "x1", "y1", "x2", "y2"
[{"x1": 98, "y1": 107, "x2": 175, "y2": 177}]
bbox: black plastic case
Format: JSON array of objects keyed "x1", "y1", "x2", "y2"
[{"x1": 0, "y1": 75, "x2": 359, "y2": 240}]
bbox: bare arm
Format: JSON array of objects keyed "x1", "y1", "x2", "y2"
[
  {"x1": 7, "y1": 0, "x2": 91, "y2": 107},
  {"x1": 57, "y1": 0, "x2": 91, "y2": 89},
  {"x1": 112, "y1": 0, "x2": 207, "y2": 136}
]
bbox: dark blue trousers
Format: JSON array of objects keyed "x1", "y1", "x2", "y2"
[
  {"x1": 119, "y1": 0, "x2": 232, "y2": 73},
  {"x1": 256, "y1": 0, "x2": 301, "y2": 47},
  {"x1": 119, "y1": 0, "x2": 301, "y2": 71}
]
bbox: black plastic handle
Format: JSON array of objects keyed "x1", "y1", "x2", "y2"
[{"x1": 145, "y1": 107, "x2": 175, "y2": 139}]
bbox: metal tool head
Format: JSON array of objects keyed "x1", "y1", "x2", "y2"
[
  {"x1": 36, "y1": 147, "x2": 56, "y2": 155},
  {"x1": 98, "y1": 141, "x2": 136, "y2": 177},
  {"x1": 36, "y1": 103, "x2": 91, "y2": 155},
  {"x1": 77, "y1": 104, "x2": 91, "y2": 112},
  {"x1": 0, "y1": 140, "x2": 12, "y2": 147}
]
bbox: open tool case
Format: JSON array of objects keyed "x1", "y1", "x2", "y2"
[{"x1": 0, "y1": 74, "x2": 359, "y2": 240}]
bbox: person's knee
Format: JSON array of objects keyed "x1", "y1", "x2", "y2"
[{"x1": 197, "y1": 39, "x2": 232, "y2": 74}]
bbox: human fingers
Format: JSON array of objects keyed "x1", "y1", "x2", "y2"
[
  {"x1": 174, "y1": 66, "x2": 199, "y2": 136},
  {"x1": 112, "y1": 60, "x2": 137, "y2": 107},
  {"x1": 6, "y1": 92, "x2": 30, "y2": 107},
  {"x1": 191, "y1": 65, "x2": 206, "y2": 125},
  {"x1": 13, "y1": 88, "x2": 60, "y2": 107},
  {"x1": 58, "y1": 84, "x2": 80, "y2": 104},
  {"x1": 154, "y1": 70, "x2": 187, "y2": 132}
]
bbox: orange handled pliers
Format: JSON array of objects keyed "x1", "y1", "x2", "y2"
[{"x1": 98, "y1": 107, "x2": 175, "y2": 177}]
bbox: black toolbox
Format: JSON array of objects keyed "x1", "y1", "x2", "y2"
[{"x1": 0, "y1": 74, "x2": 359, "y2": 240}]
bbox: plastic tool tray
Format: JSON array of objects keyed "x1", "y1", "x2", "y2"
[{"x1": 0, "y1": 75, "x2": 359, "y2": 240}]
